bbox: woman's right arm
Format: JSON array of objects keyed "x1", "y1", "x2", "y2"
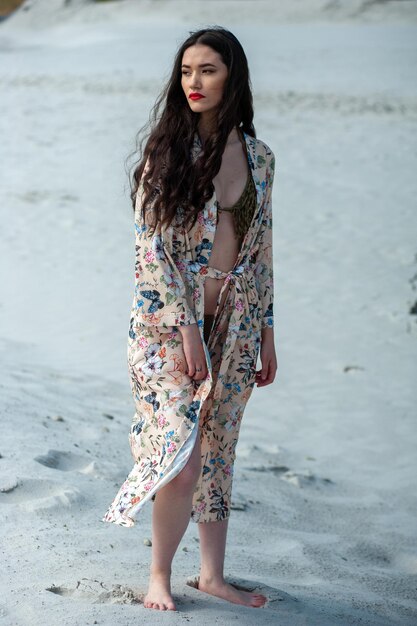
[
  {"x1": 133, "y1": 183, "x2": 207, "y2": 380},
  {"x1": 132, "y1": 168, "x2": 196, "y2": 327}
]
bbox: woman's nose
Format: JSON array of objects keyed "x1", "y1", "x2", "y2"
[{"x1": 190, "y1": 73, "x2": 202, "y2": 89}]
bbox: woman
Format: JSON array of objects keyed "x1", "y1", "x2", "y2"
[{"x1": 102, "y1": 26, "x2": 277, "y2": 611}]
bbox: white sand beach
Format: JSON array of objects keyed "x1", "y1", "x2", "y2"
[{"x1": 0, "y1": 1, "x2": 417, "y2": 624}]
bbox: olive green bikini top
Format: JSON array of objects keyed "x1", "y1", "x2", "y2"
[{"x1": 215, "y1": 137, "x2": 257, "y2": 243}]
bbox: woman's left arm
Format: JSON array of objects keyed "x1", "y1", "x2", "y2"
[{"x1": 255, "y1": 153, "x2": 278, "y2": 387}]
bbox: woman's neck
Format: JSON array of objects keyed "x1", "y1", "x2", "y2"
[{"x1": 198, "y1": 120, "x2": 240, "y2": 147}]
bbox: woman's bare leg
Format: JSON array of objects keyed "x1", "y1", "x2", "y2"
[
  {"x1": 197, "y1": 518, "x2": 268, "y2": 607},
  {"x1": 144, "y1": 432, "x2": 201, "y2": 611}
]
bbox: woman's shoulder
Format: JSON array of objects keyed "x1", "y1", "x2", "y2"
[{"x1": 246, "y1": 133, "x2": 275, "y2": 168}]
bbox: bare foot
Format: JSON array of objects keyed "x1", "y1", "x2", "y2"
[
  {"x1": 143, "y1": 571, "x2": 177, "y2": 611},
  {"x1": 197, "y1": 576, "x2": 267, "y2": 608}
]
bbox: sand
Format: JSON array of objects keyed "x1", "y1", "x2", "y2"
[{"x1": 0, "y1": 1, "x2": 416, "y2": 624}]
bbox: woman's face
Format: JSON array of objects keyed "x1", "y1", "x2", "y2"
[{"x1": 181, "y1": 44, "x2": 228, "y2": 116}]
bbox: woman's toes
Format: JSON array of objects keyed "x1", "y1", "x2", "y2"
[{"x1": 251, "y1": 594, "x2": 267, "y2": 607}]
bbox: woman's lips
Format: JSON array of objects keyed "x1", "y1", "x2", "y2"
[{"x1": 189, "y1": 93, "x2": 205, "y2": 100}]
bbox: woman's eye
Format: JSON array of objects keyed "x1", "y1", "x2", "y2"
[{"x1": 181, "y1": 69, "x2": 214, "y2": 76}]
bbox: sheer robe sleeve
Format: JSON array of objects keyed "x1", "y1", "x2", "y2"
[
  {"x1": 131, "y1": 182, "x2": 197, "y2": 329},
  {"x1": 254, "y1": 153, "x2": 276, "y2": 330}
]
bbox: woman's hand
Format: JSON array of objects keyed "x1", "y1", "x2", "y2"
[
  {"x1": 178, "y1": 323, "x2": 208, "y2": 381},
  {"x1": 256, "y1": 327, "x2": 277, "y2": 387}
]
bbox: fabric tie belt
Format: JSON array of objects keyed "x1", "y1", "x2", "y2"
[{"x1": 178, "y1": 258, "x2": 258, "y2": 401}]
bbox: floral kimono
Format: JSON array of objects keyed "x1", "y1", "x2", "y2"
[{"x1": 102, "y1": 131, "x2": 275, "y2": 527}]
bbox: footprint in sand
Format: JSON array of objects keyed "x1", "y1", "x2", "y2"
[
  {"x1": 280, "y1": 468, "x2": 334, "y2": 488},
  {"x1": 34, "y1": 449, "x2": 96, "y2": 475},
  {"x1": 246, "y1": 464, "x2": 334, "y2": 488},
  {"x1": 46, "y1": 578, "x2": 143, "y2": 605},
  {"x1": 247, "y1": 463, "x2": 291, "y2": 475},
  {"x1": 0, "y1": 478, "x2": 82, "y2": 512},
  {"x1": 347, "y1": 540, "x2": 392, "y2": 567}
]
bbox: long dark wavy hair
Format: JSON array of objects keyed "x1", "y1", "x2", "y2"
[{"x1": 128, "y1": 26, "x2": 256, "y2": 233}]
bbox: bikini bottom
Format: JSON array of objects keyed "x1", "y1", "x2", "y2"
[{"x1": 203, "y1": 313, "x2": 215, "y2": 345}]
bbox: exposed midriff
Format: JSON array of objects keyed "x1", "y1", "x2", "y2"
[{"x1": 204, "y1": 146, "x2": 257, "y2": 317}]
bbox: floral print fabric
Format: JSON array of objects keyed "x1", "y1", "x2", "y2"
[{"x1": 102, "y1": 132, "x2": 275, "y2": 527}]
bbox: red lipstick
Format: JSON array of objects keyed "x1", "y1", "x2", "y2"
[{"x1": 189, "y1": 93, "x2": 205, "y2": 100}]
